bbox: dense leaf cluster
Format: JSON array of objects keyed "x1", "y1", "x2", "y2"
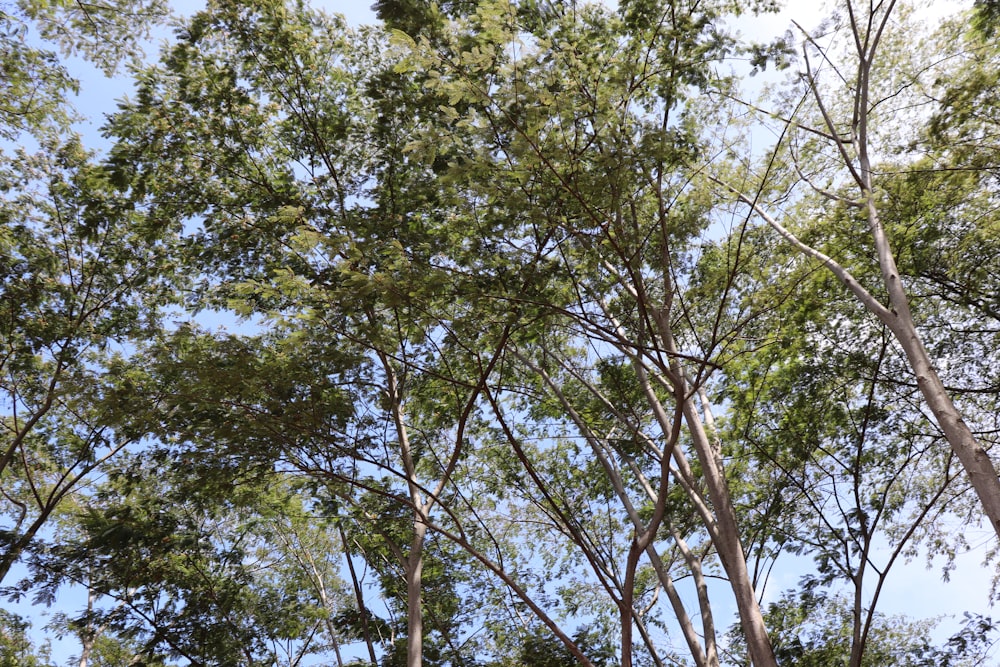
[{"x1": 2, "y1": 0, "x2": 999, "y2": 666}]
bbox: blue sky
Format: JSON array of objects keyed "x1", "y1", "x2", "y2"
[{"x1": 13, "y1": 0, "x2": 997, "y2": 664}]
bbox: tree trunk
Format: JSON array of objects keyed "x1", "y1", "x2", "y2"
[
  {"x1": 871, "y1": 209, "x2": 1000, "y2": 539},
  {"x1": 854, "y1": 1, "x2": 1000, "y2": 542},
  {"x1": 681, "y1": 396, "x2": 777, "y2": 667},
  {"x1": 404, "y1": 523, "x2": 426, "y2": 667},
  {"x1": 656, "y1": 310, "x2": 776, "y2": 667},
  {"x1": 383, "y1": 356, "x2": 428, "y2": 667}
]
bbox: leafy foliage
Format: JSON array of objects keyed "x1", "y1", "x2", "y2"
[
  {"x1": 728, "y1": 591, "x2": 999, "y2": 667},
  {"x1": 3, "y1": 1, "x2": 1000, "y2": 667},
  {"x1": 0, "y1": 610, "x2": 53, "y2": 667}
]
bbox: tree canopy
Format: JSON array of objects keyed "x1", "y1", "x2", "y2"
[{"x1": 2, "y1": 0, "x2": 999, "y2": 666}]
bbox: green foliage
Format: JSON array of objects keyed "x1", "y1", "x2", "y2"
[
  {"x1": 0, "y1": 8, "x2": 75, "y2": 139},
  {"x1": 0, "y1": 0, "x2": 174, "y2": 601},
  {"x1": 83, "y1": 635, "x2": 169, "y2": 667},
  {"x1": 0, "y1": 0, "x2": 168, "y2": 141},
  {"x1": 4, "y1": 1, "x2": 1000, "y2": 667},
  {"x1": 0, "y1": 133, "x2": 180, "y2": 582},
  {"x1": 498, "y1": 623, "x2": 616, "y2": 667},
  {"x1": 17, "y1": 0, "x2": 169, "y2": 75},
  {"x1": 0, "y1": 611, "x2": 53, "y2": 667},
  {"x1": 728, "y1": 591, "x2": 1000, "y2": 667},
  {"x1": 14, "y1": 464, "x2": 351, "y2": 666},
  {"x1": 973, "y1": 0, "x2": 1000, "y2": 37}
]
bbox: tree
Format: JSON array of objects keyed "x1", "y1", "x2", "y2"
[
  {"x1": 22, "y1": 451, "x2": 355, "y2": 666},
  {"x1": 711, "y1": 214, "x2": 982, "y2": 667},
  {"x1": 726, "y1": 591, "x2": 1000, "y2": 667},
  {"x1": 103, "y1": 0, "x2": 786, "y2": 662},
  {"x1": 1, "y1": 0, "x2": 168, "y2": 142},
  {"x1": 391, "y1": 0, "x2": 785, "y2": 663},
  {"x1": 7, "y1": 0, "x2": 1000, "y2": 666},
  {"x1": 101, "y1": 3, "x2": 520, "y2": 665},
  {"x1": 94, "y1": 1, "x2": 971, "y2": 666},
  {"x1": 0, "y1": 136, "x2": 178, "y2": 583},
  {"x1": 714, "y1": 0, "x2": 1000, "y2": 542},
  {"x1": 0, "y1": 610, "x2": 53, "y2": 667},
  {"x1": 0, "y1": 0, "x2": 173, "y2": 586}
]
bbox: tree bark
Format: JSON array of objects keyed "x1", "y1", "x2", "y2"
[
  {"x1": 870, "y1": 204, "x2": 1000, "y2": 540},
  {"x1": 681, "y1": 395, "x2": 776, "y2": 667},
  {"x1": 653, "y1": 307, "x2": 777, "y2": 667},
  {"x1": 404, "y1": 524, "x2": 426, "y2": 667},
  {"x1": 383, "y1": 355, "x2": 428, "y2": 667}
]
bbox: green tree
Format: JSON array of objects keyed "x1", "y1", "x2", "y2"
[
  {"x1": 0, "y1": 610, "x2": 53, "y2": 667},
  {"x1": 727, "y1": 591, "x2": 999, "y2": 667},
  {"x1": 390, "y1": 0, "x2": 785, "y2": 663},
  {"x1": 0, "y1": 0, "x2": 173, "y2": 586},
  {"x1": 707, "y1": 8, "x2": 1000, "y2": 666},
  {"x1": 24, "y1": 454, "x2": 353, "y2": 666},
  {"x1": 715, "y1": 0, "x2": 1000, "y2": 543},
  {"x1": 99, "y1": 0, "x2": 782, "y2": 665},
  {"x1": 712, "y1": 217, "x2": 977, "y2": 667},
  {"x1": 1, "y1": 0, "x2": 168, "y2": 141},
  {"x1": 13, "y1": 2, "x2": 996, "y2": 667},
  {"x1": 101, "y1": 4, "x2": 514, "y2": 665},
  {"x1": 0, "y1": 136, "x2": 178, "y2": 583}
]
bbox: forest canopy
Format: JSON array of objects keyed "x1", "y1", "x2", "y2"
[{"x1": 1, "y1": 0, "x2": 999, "y2": 665}]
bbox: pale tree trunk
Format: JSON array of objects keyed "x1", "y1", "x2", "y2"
[
  {"x1": 868, "y1": 199, "x2": 1000, "y2": 539},
  {"x1": 680, "y1": 391, "x2": 775, "y2": 667},
  {"x1": 725, "y1": 0, "x2": 1000, "y2": 542},
  {"x1": 671, "y1": 527, "x2": 718, "y2": 667},
  {"x1": 898, "y1": 335, "x2": 1000, "y2": 537},
  {"x1": 620, "y1": 362, "x2": 683, "y2": 667},
  {"x1": 721, "y1": 179, "x2": 1000, "y2": 544},
  {"x1": 367, "y1": 304, "x2": 510, "y2": 667},
  {"x1": 77, "y1": 578, "x2": 126, "y2": 667},
  {"x1": 554, "y1": 264, "x2": 775, "y2": 665},
  {"x1": 404, "y1": 524, "x2": 427, "y2": 667},
  {"x1": 521, "y1": 348, "x2": 717, "y2": 667},
  {"x1": 650, "y1": 306, "x2": 777, "y2": 667},
  {"x1": 383, "y1": 355, "x2": 428, "y2": 667},
  {"x1": 850, "y1": 0, "x2": 1000, "y2": 539},
  {"x1": 78, "y1": 587, "x2": 96, "y2": 667}
]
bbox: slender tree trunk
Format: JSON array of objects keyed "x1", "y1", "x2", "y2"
[
  {"x1": 383, "y1": 355, "x2": 428, "y2": 667},
  {"x1": 681, "y1": 396, "x2": 776, "y2": 667},
  {"x1": 518, "y1": 348, "x2": 715, "y2": 666},
  {"x1": 654, "y1": 308, "x2": 776, "y2": 667},
  {"x1": 671, "y1": 527, "x2": 718, "y2": 667},
  {"x1": 78, "y1": 587, "x2": 97, "y2": 667},
  {"x1": 867, "y1": 199, "x2": 1000, "y2": 539},
  {"x1": 621, "y1": 537, "x2": 642, "y2": 667},
  {"x1": 836, "y1": 1, "x2": 1000, "y2": 541},
  {"x1": 405, "y1": 523, "x2": 426, "y2": 667}
]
